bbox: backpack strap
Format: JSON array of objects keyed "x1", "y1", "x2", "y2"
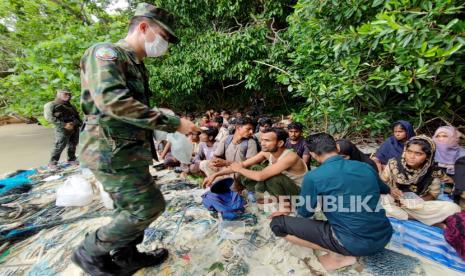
[
  {"x1": 224, "y1": 135, "x2": 234, "y2": 149},
  {"x1": 252, "y1": 135, "x2": 261, "y2": 152},
  {"x1": 240, "y1": 139, "x2": 249, "y2": 159},
  {"x1": 221, "y1": 135, "x2": 234, "y2": 159}
]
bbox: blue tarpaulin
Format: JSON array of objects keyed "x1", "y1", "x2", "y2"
[
  {"x1": 0, "y1": 169, "x2": 37, "y2": 196},
  {"x1": 389, "y1": 217, "x2": 465, "y2": 273}
]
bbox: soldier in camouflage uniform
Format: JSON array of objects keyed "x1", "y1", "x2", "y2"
[
  {"x1": 43, "y1": 90, "x2": 82, "y2": 169},
  {"x1": 72, "y1": 3, "x2": 198, "y2": 275}
]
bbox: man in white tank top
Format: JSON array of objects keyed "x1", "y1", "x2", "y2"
[{"x1": 203, "y1": 128, "x2": 308, "y2": 197}]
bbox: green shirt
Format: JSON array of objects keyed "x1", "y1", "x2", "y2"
[{"x1": 299, "y1": 155, "x2": 392, "y2": 256}]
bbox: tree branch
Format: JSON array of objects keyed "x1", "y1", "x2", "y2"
[
  {"x1": 253, "y1": 60, "x2": 303, "y2": 84},
  {"x1": 223, "y1": 80, "x2": 245, "y2": 90}
]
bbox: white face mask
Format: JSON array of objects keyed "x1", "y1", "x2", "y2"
[{"x1": 144, "y1": 28, "x2": 169, "y2": 57}]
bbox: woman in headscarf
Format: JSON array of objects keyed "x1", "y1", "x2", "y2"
[
  {"x1": 433, "y1": 126, "x2": 465, "y2": 204},
  {"x1": 433, "y1": 126, "x2": 465, "y2": 174},
  {"x1": 336, "y1": 139, "x2": 378, "y2": 172},
  {"x1": 380, "y1": 135, "x2": 460, "y2": 226},
  {"x1": 374, "y1": 121, "x2": 415, "y2": 168}
]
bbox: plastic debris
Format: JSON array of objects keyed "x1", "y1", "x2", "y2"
[
  {"x1": 0, "y1": 164, "x2": 461, "y2": 276},
  {"x1": 0, "y1": 170, "x2": 36, "y2": 196},
  {"x1": 166, "y1": 132, "x2": 193, "y2": 164},
  {"x1": 42, "y1": 175, "x2": 61, "y2": 182},
  {"x1": 27, "y1": 260, "x2": 56, "y2": 276},
  {"x1": 218, "y1": 220, "x2": 246, "y2": 240}
]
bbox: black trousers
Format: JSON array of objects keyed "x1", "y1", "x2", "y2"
[
  {"x1": 50, "y1": 127, "x2": 79, "y2": 163},
  {"x1": 270, "y1": 216, "x2": 352, "y2": 256}
]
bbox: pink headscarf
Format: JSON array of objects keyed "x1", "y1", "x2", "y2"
[{"x1": 433, "y1": 126, "x2": 465, "y2": 174}]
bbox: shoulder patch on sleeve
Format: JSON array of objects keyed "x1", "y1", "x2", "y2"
[{"x1": 95, "y1": 47, "x2": 118, "y2": 61}]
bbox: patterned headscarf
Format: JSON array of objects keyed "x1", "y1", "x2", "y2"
[{"x1": 386, "y1": 135, "x2": 444, "y2": 196}]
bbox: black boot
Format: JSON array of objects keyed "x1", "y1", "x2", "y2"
[
  {"x1": 71, "y1": 245, "x2": 119, "y2": 276},
  {"x1": 111, "y1": 246, "x2": 169, "y2": 276}
]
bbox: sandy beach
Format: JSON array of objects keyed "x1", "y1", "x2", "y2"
[{"x1": 0, "y1": 123, "x2": 61, "y2": 175}]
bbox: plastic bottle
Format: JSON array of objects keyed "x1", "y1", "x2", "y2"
[{"x1": 247, "y1": 191, "x2": 256, "y2": 202}]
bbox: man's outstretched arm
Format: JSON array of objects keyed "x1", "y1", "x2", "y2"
[{"x1": 231, "y1": 153, "x2": 297, "y2": 181}]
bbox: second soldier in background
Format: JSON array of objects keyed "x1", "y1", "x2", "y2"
[{"x1": 43, "y1": 89, "x2": 82, "y2": 170}]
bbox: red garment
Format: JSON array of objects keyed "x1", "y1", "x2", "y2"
[{"x1": 445, "y1": 212, "x2": 465, "y2": 260}]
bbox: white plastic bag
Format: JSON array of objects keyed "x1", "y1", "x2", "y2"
[
  {"x1": 151, "y1": 108, "x2": 192, "y2": 163},
  {"x1": 166, "y1": 132, "x2": 193, "y2": 164},
  {"x1": 56, "y1": 175, "x2": 94, "y2": 207},
  {"x1": 153, "y1": 108, "x2": 175, "y2": 142},
  {"x1": 154, "y1": 130, "x2": 168, "y2": 142}
]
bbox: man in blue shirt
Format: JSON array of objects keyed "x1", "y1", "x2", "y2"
[{"x1": 270, "y1": 133, "x2": 392, "y2": 271}]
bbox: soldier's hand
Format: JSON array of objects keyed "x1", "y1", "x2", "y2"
[{"x1": 177, "y1": 118, "x2": 200, "y2": 135}]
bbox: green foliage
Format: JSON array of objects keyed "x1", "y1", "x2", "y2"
[
  {"x1": 0, "y1": 0, "x2": 126, "y2": 117},
  {"x1": 285, "y1": 0, "x2": 465, "y2": 135},
  {"x1": 1, "y1": 0, "x2": 296, "y2": 117},
  {"x1": 1, "y1": 0, "x2": 464, "y2": 137},
  {"x1": 145, "y1": 0, "x2": 296, "y2": 112}
]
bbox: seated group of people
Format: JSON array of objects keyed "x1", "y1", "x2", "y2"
[
  {"x1": 156, "y1": 111, "x2": 465, "y2": 271},
  {"x1": 373, "y1": 121, "x2": 464, "y2": 226}
]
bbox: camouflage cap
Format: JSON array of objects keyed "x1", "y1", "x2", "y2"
[{"x1": 134, "y1": 3, "x2": 179, "y2": 44}]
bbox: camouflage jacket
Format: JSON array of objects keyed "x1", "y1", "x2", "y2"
[
  {"x1": 44, "y1": 100, "x2": 82, "y2": 128},
  {"x1": 78, "y1": 40, "x2": 180, "y2": 170}
]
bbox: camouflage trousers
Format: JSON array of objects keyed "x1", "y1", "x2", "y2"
[
  {"x1": 241, "y1": 165, "x2": 301, "y2": 196},
  {"x1": 81, "y1": 166, "x2": 166, "y2": 256},
  {"x1": 49, "y1": 127, "x2": 79, "y2": 164}
]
